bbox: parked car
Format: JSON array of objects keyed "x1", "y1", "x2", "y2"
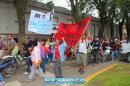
[{"x1": 121, "y1": 43, "x2": 130, "y2": 62}]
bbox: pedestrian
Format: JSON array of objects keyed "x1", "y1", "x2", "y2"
[
  {"x1": 22, "y1": 43, "x2": 32, "y2": 75},
  {"x1": 116, "y1": 39, "x2": 122, "y2": 60},
  {"x1": 11, "y1": 38, "x2": 19, "y2": 57},
  {"x1": 91, "y1": 37, "x2": 101, "y2": 65},
  {"x1": 7, "y1": 34, "x2": 16, "y2": 54},
  {"x1": 77, "y1": 34, "x2": 88, "y2": 74},
  {"x1": 50, "y1": 37, "x2": 56, "y2": 64},
  {"x1": 29, "y1": 39, "x2": 43, "y2": 80},
  {"x1": 110, "y1": 39, "x2": 118, "y2": 61},
  {"x1": 54, "y1": 38, "x2": 67, "y2": 78},
  {"x1": 39, "y1": 39, "x2": 48, "y2": 73}
]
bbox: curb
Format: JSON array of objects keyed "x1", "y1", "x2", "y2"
[{"x1": 86, "y1": 64, "x2": 117, "y2": 82}]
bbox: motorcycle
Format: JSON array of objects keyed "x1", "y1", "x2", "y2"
[
  {"x1": 103, "y1": 46, "x2": 111, "y2": 61},
  {"x1": 0, "y1": 55, "x2": 18, "y2": 78}
]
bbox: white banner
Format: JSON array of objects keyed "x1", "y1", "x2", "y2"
[{"x1": 28, "y1": 10, "x2": 54, "y2": 34}]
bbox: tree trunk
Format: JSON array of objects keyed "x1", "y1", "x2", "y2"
[
  {"x1": 119, "y1": 16, "x2": 125, "y2": 40},
  {"x1": 18, "y1": 15, "x2": 26, "y2": 45},
  {"x1": 119, "y1": 23, "x2": 123, "y2": 40},
  {"x1": 126, "y1": 22, "x2": 130, "y2": 40},
  {"x1": 71, "y1": 5, "x2": 81, "y2": 22},
  {"x1": 99, "y1": 18, "x2": 105, "y2": 38},
  {"x1": 126, "y1": 15, "x2": 130, "y2": 40},
  {"x1": 110, "y1": 19, "x2": 114, "y2": 38}
]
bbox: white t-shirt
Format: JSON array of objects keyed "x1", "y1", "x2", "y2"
[{"x1": 78, "y1": 40, "x2": 87, "y2": 54}]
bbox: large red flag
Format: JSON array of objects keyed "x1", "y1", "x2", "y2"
[{"x1": 56, "y1": 17, "x2": 91, "y2": 47}]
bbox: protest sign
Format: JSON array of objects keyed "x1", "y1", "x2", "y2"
[
  {"x1": 28, "y1": 10, "x2": 53, "y2": 34},
  {"x1": 56, "y1": 17, "x2": 91, "y2": 47}
]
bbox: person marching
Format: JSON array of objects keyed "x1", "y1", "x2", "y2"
[
  {"x1": 29, "y1": 39, "x2": 43, "y2": 80},
  {"x1": 91, "y1": 37, "x2": 101, "y2": 65},
  {"x1": 54, "y1": 38, "x2": 67, "y2": 78},
  {"x1": 77, "y1": 34, "x2": 88, "y2": 74}
]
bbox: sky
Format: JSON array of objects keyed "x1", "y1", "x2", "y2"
[
  {"x1": 42, "y1": 0, "x2": 70, "y2": 9},
  {"x1": 41, "y1": 0, "x2": 98, "y2": 17}
]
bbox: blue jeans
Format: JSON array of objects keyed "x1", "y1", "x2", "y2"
[
  {"x1": 40, "y1": 58, "x2": 46, "y2": 73},
  {"x1": 29, "y1": 64, "x2": 43, "y2": 80},
  {"x1": 25, "y1": 57, "x2": 32, "y2": 73},
  {"x1": 46, "y1": 53, "x2": 54, "y2": 64},
  {"x1": 111, "y1": 50, "x2": 118, "y2": 60},
  {"x1": 0, "y1": 74, "x2": 4, "y2": 81}
]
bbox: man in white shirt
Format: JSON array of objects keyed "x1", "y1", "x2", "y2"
[{"x1": 77, "y1": 34, "x2": 88, "y2": 74}]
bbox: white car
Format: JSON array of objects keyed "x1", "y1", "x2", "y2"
[{"x1": 121, "y1": 43, "x2": 130, "y2": 62}]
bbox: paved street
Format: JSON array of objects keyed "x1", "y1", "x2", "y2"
[{"x1": 4, "y1": 60, "x2": 115, "y2": 86}]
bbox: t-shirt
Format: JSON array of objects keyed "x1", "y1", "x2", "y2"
[
  {"x1": 8, "y1": 39, "x2": 16, "y2": 50},
  {"x1": 50, "y1": 42, "x2": 56, "y2": 51},
  {"x1": 59, "y1": 42, "x2": 67, "y2": 62},
  {"x1": 40, "y1": 46, "x2": 48, "y2": 59},
  {"x1": 78, "y1": 40, "x2": 87, "y2": 54},
  {"x1": 110, "y1": 41, "x2": 117, "y2": 51},
  {"x1": 11, "y1": 45, "x2": 19, "y2": 57},
  {"x1": 91, "y1": 40, "x2": 101, "y2": 51}
]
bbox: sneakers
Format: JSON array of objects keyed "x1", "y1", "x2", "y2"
[
  {"x1": 50, "y1": 63, "x2": 53, "y2": 66},
  {"x1": 23, "y1": 72, "x2": 29, "y2": 75},
  {"x1": 78, "y1": 69, "x2": 85, "y2": 74},
  {"x1": 80, "y1": 70, "x2": 85, "y2": 74},
  {"x1": 0, "y1": 81, "x2": 5, "y2": 86}
]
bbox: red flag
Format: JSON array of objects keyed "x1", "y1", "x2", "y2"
[{"x1": 56, "y1": 17, "x2": 91, "y2": 47}]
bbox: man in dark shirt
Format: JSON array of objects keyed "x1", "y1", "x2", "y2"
[{"x1": 91, "y1": 38, "x2": 101, "y2": 65}]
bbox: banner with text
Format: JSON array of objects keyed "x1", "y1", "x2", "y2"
[
  {"x1": 56, "y1": 17, "x2": 91, "y2": 47},
  {"x1": 28, "y1": 10, "x2": 54, "y2": 34}
]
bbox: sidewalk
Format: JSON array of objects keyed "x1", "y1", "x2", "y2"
[{"x1": 4, "y1": 60, "x2": 115, "y2": 86}]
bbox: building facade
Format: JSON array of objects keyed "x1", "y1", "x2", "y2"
[{"x1": 0, "y1": 0, "x2": 119, "y2": 38}]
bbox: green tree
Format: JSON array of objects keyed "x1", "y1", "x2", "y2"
[
  {"x1": 68, "y1": 0, "x2": 89, "y2": 22},
  {"x1": 91, "y1": 0, "x2": 115, "y2": 38},
  {"x1": 13, "y1": 0, "x2": 29, "y2": 44},
  {"x1": 108, "y1": 0, "x2": 117, "y2": 38},
  {"x1": 116, "y1": 0, "x2": 130, "y2": 40},
  {"x1": 46, "y1": 1, "x2": 54, "y2": 11}
]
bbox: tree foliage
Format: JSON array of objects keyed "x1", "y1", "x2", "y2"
[
  {"x1": 46, "y1": 1, "x2": 54, "y2": 11},
  {"x1": 68, "y1": 0, "x2": 90, "y2": 22}
]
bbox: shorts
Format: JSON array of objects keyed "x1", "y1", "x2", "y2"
[{"x1": 77, "y1": 53, "x2": 87, "y2": 66}]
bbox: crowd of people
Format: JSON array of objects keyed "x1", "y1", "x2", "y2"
[
  {"x1": 0, "y1": 34, "x2": 127, "y2": 85},
  {"x1": 75, "y1": 35, "x2": 126, "y2": 74}
]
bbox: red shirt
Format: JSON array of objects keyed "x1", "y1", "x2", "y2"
[
  {"x1": 55, "y1": 43, "x2": 60, "y2": 61},
  {"x1": 40, "y1": 46, "x2": 48, "y2": 54}
]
